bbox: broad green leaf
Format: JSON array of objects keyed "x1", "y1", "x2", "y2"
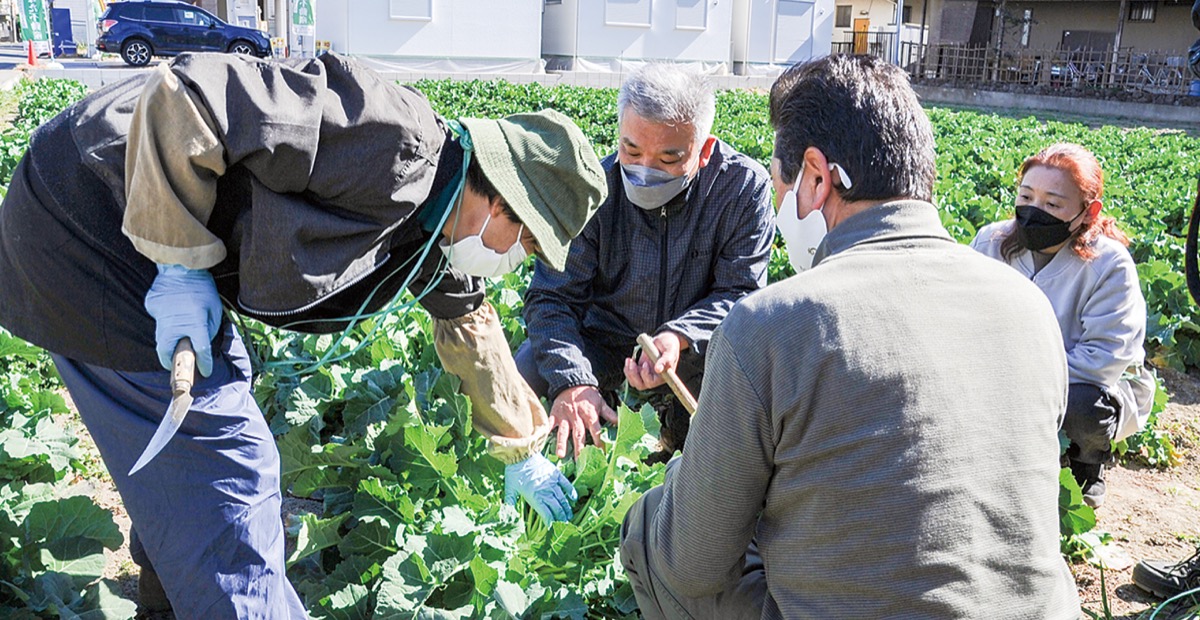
[
  {"x1": 343, "y1": 363, "x2": 409, "y2": 437},
  {"x1": 424, "y1": 532, "x2": 476, "y2": 582},
  {"x1": 612, "y1": 405, "x2": 649, "y2": 466},
  {"x1": 287, "y1": 513, "x2": 349, "y2": 567},
  {"x1": 319, "y1": 583, "x2": 372, "y2": 620},
  {"x1": 328, "y1": 554, "x2": 384, "y2": 588},
  {"x1": 540, "y1": 522, "x2": 581, "y2": 567},
  {"x1": 638, "y1": 403, "x2": 661, "y2": 438},
  {"x1": 283, "y1": 372, "x2": 334, "y2": 429},
  {"x1": 414, "y1": 606, "x2": 472, "y2": 619},
  {"x1": 404, "y1": 425, "x2": 458, "y2": 480},
  {"x1": 0, "y1": 330, "x2": 43, "y2": 361},
  {"x1": 24, "y1": 496, "x2": 122, "y2": 550},
  {"x1": 27, "y1": 390, "x2": 68, "y2": 416},
  {"x1": 39, "y1": 538, "x2": 107, "y2": 586},
  {"x1": 492, "y1": 580, "x2": 531, "y2": 618},
  {"x1": 375, "y1": 550, "x2": 435, "y2": 618},
  {"x1": 352, "y1": 478, "x2": 416, "y2": 528},
  {"x1": 300, "y1": 556, "x2": 381, "y2": 620},
  {"x1": 572, "y1": 445, "x2": 607, "y2": 497},
  {"x1": 436, "y1": 506, "x2": 476, "y2": 538},
  {"x1": 75, "y1": 579, "x2": 139, "y2": 620},
  {"x1": 0, "y1": 416, "x2": 79, "y2": 475},
  {"x1": 1058, "y1": 468, "x2": 1096, "y2": 537},
  {"x1": 1, "y1": 482, "x2": 56, "y2": 525},
  {"x1": 280, "y1": 429, "x2": 364, "y2": 497},
  {"x1": 339, "y1": 519, "x2": 401, "y2": 563},
  {"x1": 468, "y1": 556, "x2": 499, "y2": 599},
  {"x1": 528, "y1": 584, "x2": 588, "y2": 620},
  {"x1": 26, "y1": 571, "x2": 81, "y2": 613}
]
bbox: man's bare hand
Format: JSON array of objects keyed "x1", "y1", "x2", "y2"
[
  {"x1": 550, "y1": 385, "x2": 619, "y2": 459},
  {"x1": 624, "y1": 331, "x2": 688, "y2": 391}
]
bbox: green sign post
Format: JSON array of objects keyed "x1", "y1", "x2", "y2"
[
  {"x1": 19, "y1": 0, "x2": 52, "y2": 58},
  {"x1": 289, "y1": 0, "x2": 315, "y2": 58}
]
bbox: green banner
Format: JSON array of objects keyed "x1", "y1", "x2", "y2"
[
  {"x1": 19, "y1": 0, "x2": 51, "y2": 43},
  {"x1": 291, "y1": 0, "x2": 314, "y2": 28}
]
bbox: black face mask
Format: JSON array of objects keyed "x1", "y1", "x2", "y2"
[{"x1": 1014, "y1": 205, "x2": 1084, "y2": 251}]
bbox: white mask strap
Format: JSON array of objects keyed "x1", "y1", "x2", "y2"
[{"x1": 830, "y1": 163, "x2": 854, "y2": 189}]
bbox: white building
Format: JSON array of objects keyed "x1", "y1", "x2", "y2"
[
  {"x1": 731, "y1": 0, "x2": 835, "y2": 76},
  {"x1": 314, "y1": 0, "x2": 544, "y2": 72},
  {"x1": 541, "y1": 0, "x2": 736, "y2": 73}
]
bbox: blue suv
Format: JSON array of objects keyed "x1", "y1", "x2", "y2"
[{"x1": 98, "y1": 1, "x2": 271, "y2": 67}]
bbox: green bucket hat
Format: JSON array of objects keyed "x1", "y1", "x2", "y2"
[{"x1": 459, "y1": 110, "x2": 607, "y2": 272}]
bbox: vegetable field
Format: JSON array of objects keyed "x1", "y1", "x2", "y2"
[{"x1": 0, "y1": 77, "x2": 1198, "y2": 619}]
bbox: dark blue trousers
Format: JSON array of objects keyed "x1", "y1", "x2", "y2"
[{"x1": 52, "y1": 324, "x2": 306, "y2": 619}]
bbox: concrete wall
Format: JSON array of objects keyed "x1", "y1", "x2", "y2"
[
  {"x1": 732, "y1": 0, "x2": 835, "y2": 66},
  {"x1": 544, "y1": 0, "x2": 736, "y2": 64},
  {"x1": 315, "y1": 0, "x2": 542, "y2": 60},
  {"x1": 1005, "y1": 1, "x2": 1195, "y2": 53},
  {"x1": 914, "y1": 83, "x2": 1200, "y2": 129},
  {"x1": 936, "y1": 0, "x2": 980, "y2": 45}
]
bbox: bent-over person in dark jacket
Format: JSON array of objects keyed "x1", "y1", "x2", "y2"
[
  {"x1": 517, "y1": 64, "x2": 775, "y2": 459},
  {"x1": 0, "y1": 52, "x2": 606, "y2": 617}
]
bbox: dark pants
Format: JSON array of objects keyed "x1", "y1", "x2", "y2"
[
  {"x1": 1062, "y1": 382, "x2": 1121, "y2": 466},
  {"x1": 52, "y1": 324, "x2": 306, "y2": 619},
  {"x1": 619, "y1": 485, "x2": 767, "y2": 619}
]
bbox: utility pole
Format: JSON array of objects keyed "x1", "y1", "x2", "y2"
[
  {"x1": 1110, "y1": 0, "x2": 1128, "y2": 87},
  {"x1": 274, "y1": 0, "x2": 287, "y2": 41},
  {"x1": 991, "y1": 0, "x2": 1007, "y2": 80},
  {"x1": 893, "y1": 0, "x2": 904, "y2": 65}
]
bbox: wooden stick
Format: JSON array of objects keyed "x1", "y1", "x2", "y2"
[{"x1": 636, "y1": 333, "x2": 698, "y2": 416}]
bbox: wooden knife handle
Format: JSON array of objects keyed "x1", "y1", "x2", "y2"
[
  {"x1": 636, "y1": 333, "x2": 698, "y2": 416},
  {"x1": 172, "y1": 337, "x2": 195, "y2": 397}
]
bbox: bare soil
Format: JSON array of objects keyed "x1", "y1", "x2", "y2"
[
  {"x1": 63, "y1": 369, "x2": 1200, "y2": 618},
  {"x1": 1073, "y1": 367, "x2": 1200, "y2": 619}
]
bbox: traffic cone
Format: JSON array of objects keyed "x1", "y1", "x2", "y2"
[{"x1": 26, "y1": 40, "x2": 36, "y2": 66}]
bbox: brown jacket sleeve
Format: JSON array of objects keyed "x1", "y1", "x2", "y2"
[
  {"x1": 122, "y1": 63, "x2": 228, "y2": 268},
  {"x1": 435, "y1": 303, "x2": 552, "y2": 463}
]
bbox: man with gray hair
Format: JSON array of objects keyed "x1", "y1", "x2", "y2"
[{"x1": 518, "y1": 64, "x2": 774, "y2": 459}]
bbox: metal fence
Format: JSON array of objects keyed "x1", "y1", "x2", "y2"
[
  {"x1": 898, "y1": 43, "x2": 1194, "y2": 96},
  {"x1": 832, "y1": 31, "x2": 901, "y2": 58}
]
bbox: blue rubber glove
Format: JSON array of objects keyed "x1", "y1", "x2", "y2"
[
  {"x1": 143, "y1": 264, "x2": 221, "y2": 377},
  {"x1": 504, "y1": 453, "x2": 578, "y2": 523}
]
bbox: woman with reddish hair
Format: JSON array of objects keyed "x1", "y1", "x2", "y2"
[{"x1": 971, "y1": 142, "x2": 1156, "y2": 509}]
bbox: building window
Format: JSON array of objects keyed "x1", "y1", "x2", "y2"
[
  {"x1": 390, "y1": 0, "x2": 432, "y2": 21},
  {"x1": 835, "y1": 5, "x2": 851, "y2": 27},
  {"x1": 545, "y1": 0, "x2": 562, "y2": 4},
  {"x1": 902, "y1": 4, "x2": 913, "y2": 23},
  {"x1": 1128, "y1": 1, "x2": 1155, "y2": 22},
  {"x1": 677, "y1": 0, "x2": 708, "y2": 30},
  {"x1": 606, "y1": 0, "x2": 652, "y2": 27}
]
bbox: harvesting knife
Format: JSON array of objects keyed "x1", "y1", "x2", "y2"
[{"x1": 129, "y1": 338, "x2": 195, "y2": 476}]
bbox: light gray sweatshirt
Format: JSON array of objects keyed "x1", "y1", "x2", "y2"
[
  {"x1": 972, "y1": 220, "x2": 1153, "y2": 439},
  {"x1": 645, "y1": 202, "x2": 1081, "y2": 619}
]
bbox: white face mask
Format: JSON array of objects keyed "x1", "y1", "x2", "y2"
[
  {"x1": 440, "y1": 214, "x2": 527, "y2": 278},
  {"x1": 620, "y1": 163, "x2": 692, "y2": 210},
  {"x1": 776, "y1": 162, "x2": 853, "y2": 273}
]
